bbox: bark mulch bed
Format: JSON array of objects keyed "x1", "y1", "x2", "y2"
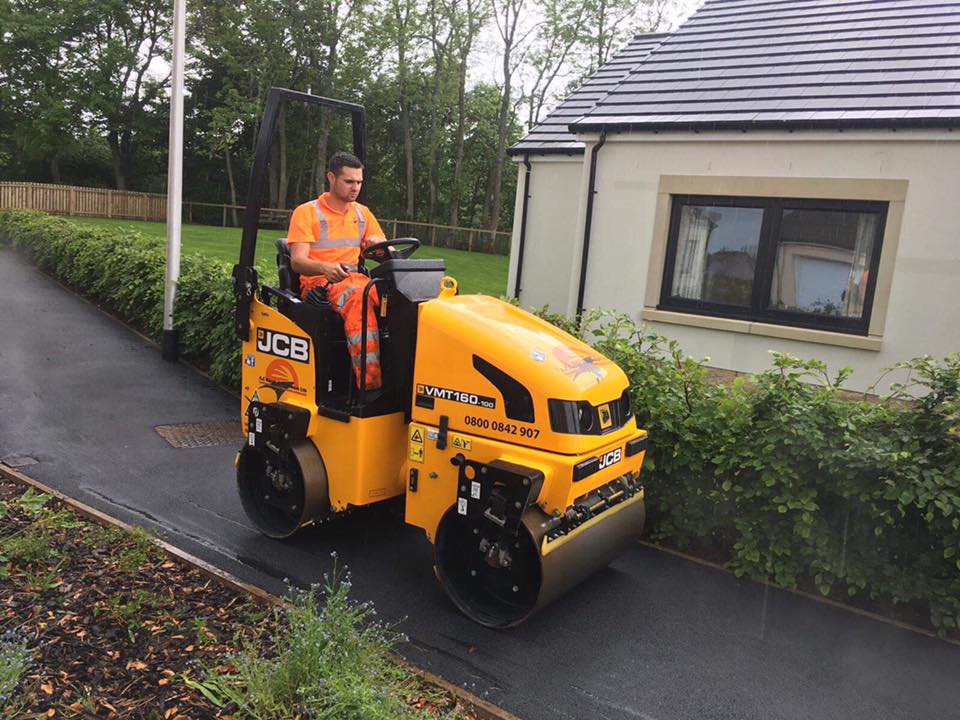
[{"x1": 0, "y1": 478, "x2": 475, "y2": 719}]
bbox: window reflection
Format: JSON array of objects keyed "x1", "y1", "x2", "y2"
[
  {"x1": 770, "y1": 209, "x2": 878, "y2": 319},
  {"x1": 671, "y1": 205, "x2": 763, "y2": 306}
]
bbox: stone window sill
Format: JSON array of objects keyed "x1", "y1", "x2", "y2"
[{"x1": 640, "y1": 308, "x2": 883, "y2": 352}]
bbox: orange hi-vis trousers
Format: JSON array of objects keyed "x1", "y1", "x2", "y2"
[{"x1": 324, "y1": 273, "x2": 382, "y2": 390}]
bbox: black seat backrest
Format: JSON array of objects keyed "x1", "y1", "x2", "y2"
[{"x1": 276, "y1": 237, "x2": 301, "y2": 296}]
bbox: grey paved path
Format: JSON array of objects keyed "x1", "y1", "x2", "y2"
[{"x1": 2, "y1": 248, "x2": 959, "y2": 720}]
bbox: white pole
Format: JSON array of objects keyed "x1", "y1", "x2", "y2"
[{"x1": 162, "y1": 0, "x2": 186, "y2": 361}]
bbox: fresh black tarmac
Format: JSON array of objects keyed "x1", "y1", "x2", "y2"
[{"x1": 2, "y1": 248, "x2": 958, "y2": 720}]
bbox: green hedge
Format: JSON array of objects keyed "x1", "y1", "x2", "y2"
[
  {"x1": 3, "y1": 210, "x2": 959, "y2": 635},
  {"x1": 545, "y1": 309, "x2": 960, "y2": 635}
]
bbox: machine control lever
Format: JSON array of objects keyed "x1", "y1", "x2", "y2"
[{"x1": 437, "y1": 415, "x2": 449, "y2": 450}]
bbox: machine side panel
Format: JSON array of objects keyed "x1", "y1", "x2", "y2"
[
  {"x1": 314, "y1": 413, "x2": 407, "y2": 510},
  {"x1": 241, "y1": 298, "x2": 317, "y2": 428}
]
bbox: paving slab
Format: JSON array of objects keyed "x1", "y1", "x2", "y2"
[{"x1": 2, "y1": 248, "x2": 959, "y2": 720}]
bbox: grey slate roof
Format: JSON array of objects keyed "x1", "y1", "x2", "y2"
[
  {"x1": 508, "y1": 33, "x2": 668, "y2": 155},
  {"x1": 574, "y1": 0, "x2": 960, "y2": 132}
]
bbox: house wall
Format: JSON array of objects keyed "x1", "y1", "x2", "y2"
[
  {"x1": 561, "y1": 131, "x2": 960, "y2": 391},
  {"x1": 507, "y1": 155, "x2": 585, "y2": 311}
]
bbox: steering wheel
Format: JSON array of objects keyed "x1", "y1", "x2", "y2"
[{"x1": 360, "y1": 238, "x2": 421, "y2": 265}]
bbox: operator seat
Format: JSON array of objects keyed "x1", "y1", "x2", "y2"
[
  {"x1": 274, "y1": 237, "x2": 355, "y2": 408},
  {"x1": 275, "y1": 237, "x2": 302, "y2": 297}
]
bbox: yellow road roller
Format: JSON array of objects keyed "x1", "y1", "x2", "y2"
[{"x1": 232, "y1": 89, "x2": 648, "y2": 627}]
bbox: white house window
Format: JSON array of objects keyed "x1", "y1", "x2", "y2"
[{"x1": 660, "y1": 196, "x2": 888, "y2": 335}]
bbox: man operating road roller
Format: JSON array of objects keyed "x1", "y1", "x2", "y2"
[{"x1": 286, "y1": 151, "x2": 387, "y2": 390}]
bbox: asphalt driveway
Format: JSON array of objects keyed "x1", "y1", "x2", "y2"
[{"x1": 2, "y1": 248, "x2": 958, "y2": 720}]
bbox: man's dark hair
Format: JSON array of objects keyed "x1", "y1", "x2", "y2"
[{"x1": 328, "y1": 151, "x2": 363, "y2": 175}]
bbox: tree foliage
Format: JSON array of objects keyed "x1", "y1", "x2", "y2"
[{"x1": 1, "y1": 0, "x2": 689, "y2": 229}]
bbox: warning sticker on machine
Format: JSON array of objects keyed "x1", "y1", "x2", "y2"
[
  {"x1": 416, "y1": 384, "x2": 496, "y2": 410},
  {"x1": 451, "y1": 435, "x2": 472, "y2": 451},
  {"x1": 409, "y1": 425, "x2": 425, "y2": 463},
  {"x1": 457, "y1": 498, "x2": 468, "y2": 515}
]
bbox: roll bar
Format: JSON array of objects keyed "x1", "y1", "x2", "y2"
[{"x1": 232, "y1": 87, "x2": 367, "y2": 340}]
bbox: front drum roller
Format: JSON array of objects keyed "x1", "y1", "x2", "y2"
[
  {"x1": 435, "y1": 492, "x2": 645, "y2": 628},
  {"x1": 237, "y1": 439, "x2": 330, "y2": 539}
]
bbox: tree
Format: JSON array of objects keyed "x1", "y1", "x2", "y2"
[
  {"x1": 192, "y1": 0, "x2": 370, "y2": 210},
  {"x1": 486, "y1": 0, "x2": 532, "y2": 235},
  {"x1": 76, "y1": 0, "x2": 172, "y2": 190},
  {"x1": 288, "y1": 0, "x2": 369, "y2": 200},
  {"x1": 0, "y1": 0, "x2": 90, "y2": 182},
  {"x1": 3, "y1": 0, "x2": 695, "y2": 234},
  {"x1": 444, "y1": 0, "x2": 487, "y2": 229},
  {"x1": 520, "y1": 0, "x2": 587, "y2": 129},
  {"x1": 376, "y1": 0, "x2": 422, "y2": 218}
]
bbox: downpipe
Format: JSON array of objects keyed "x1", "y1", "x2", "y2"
[
  {"x1": 576, "y1": 130, "x2": 607, "y2": 318},
  {"x1": 513, "y1": 155, "x2": 532, "y2": 300}
]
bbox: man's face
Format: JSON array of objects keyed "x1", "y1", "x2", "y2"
[{"x1": 327, "y1": 166, "x2": 363, "y2": 203}]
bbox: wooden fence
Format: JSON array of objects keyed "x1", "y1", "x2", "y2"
[
  {"x1": 0, "y1": 181, "x2": 512, "y2": 255},
  {"x1": 0, "y1": 181, "x2": 167, "y2": 221}
]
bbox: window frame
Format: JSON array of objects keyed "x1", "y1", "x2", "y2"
[{"x1": 658, "y1": 194, "x2": 889, "y2": 336}]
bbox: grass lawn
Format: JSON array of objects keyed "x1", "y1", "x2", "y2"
[{"x1": 69, "y1": 217, "x2": 509, "y2": 297}]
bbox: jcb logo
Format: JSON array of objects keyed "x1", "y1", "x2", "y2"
[
  {"x1": 256, "y1": 329, "x2": 310, "y2": 363},
  {"x1": 598, "y1": 448, "x2": 622, "y2": 470}
]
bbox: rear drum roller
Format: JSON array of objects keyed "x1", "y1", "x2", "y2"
[
  {"x1": 237, "y1": 439, "x2": 330, "y2": 539},
  {"x1": 435, "y1": 493, "x2": 646, "y2": 628}
]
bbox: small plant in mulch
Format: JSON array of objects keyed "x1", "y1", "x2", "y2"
[
  {"x1": 187, "y1": 556, "x2": 463, "y2": 719},
  {"x1": 0, "y1": 480, "x2": 474, "y2": 719},
  {"x1": 0, "y1": 630, "x2": 32, "y2": 714}
]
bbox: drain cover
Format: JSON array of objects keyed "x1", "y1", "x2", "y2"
[{"x1": 155, "y1": 421, "x2": 242, "y2": 449}]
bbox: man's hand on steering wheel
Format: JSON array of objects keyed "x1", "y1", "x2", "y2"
[{"x1": 360, "y1": 238, "x2": 421, "y2": 264}]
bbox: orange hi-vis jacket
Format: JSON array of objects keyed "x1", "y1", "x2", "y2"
[
  {"x1": 287, "y1": 192, "x2": 386, "y2": 296},
  {"x1": 287, "y1": 193, "x2": 386, "y2": 390}
]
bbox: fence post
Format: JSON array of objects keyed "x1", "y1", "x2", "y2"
[
  {"x1": 431, "y1": 226, "x2": 436, "y2": 247},
  {"x1": 392, "y1": 220, "x2": 397, "y2": 239},
  {"x1": 69, "y1": 187, "x2": 76, "y2": 216},
  {"x1": 107, "y1": 190, "x2": 113, "y2": 218},
  {"x1": 222, "y1": 205, "x2": 227, "y2": 227}
]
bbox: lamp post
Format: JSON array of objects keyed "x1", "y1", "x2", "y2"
[{"x1": 162, "y1": 0, "x2": 186, "y2": 361}]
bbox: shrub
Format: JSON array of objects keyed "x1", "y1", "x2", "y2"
[
  {"x1": 577, "y1": 310, "x2": 960, "y2": 635},
  {"x1": 0, "y1": 632, "x2": 31, "y2": 711}
]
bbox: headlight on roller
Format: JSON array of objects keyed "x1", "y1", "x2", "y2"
[{"x1": 549, "y1": 391, "x2": 634, "y2": 436}]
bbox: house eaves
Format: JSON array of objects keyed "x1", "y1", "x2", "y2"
[{"x1": 507, "y1": 33, "x2": 669, "y2": 156}]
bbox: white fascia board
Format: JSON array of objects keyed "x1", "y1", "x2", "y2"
[{"x1": 571, "y1": 129, "x2": 960, "y2": 144}]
